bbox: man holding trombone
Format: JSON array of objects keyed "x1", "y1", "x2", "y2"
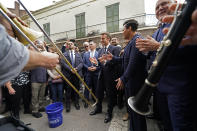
[{"x1": 61, "y1": 41, "x2": 83, "y2": 112}]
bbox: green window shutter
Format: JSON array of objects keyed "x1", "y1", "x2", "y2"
[
  {"x1": 76, "y1": 13, "x2": 85, "y2": 38},
  {"x1": 106, "y1": 3, "x2": 119, "y2": 33},
  {"x1": 43, "y1": 23, "x2": 50, "y2": 43}
]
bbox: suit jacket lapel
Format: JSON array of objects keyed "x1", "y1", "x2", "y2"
[
  {"x1": 94, "y1": 51, "x2": 98, "y2": 59},
  {"x1": 66, "y1": 51, "x2": 72, "y2": 63},
  {"x1": 88, "y1": 52, "x2": 90, "y2": 58},
  {"x1": 107, "y1": 45, "x2": 112, "y2": 53}
]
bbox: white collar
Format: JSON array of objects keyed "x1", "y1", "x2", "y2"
[
  {"x1": 70, "y1": 50, "x2": 75, "y2": 53},
  {"x1": 90, "y1": 49, "x2": 95, "y2": 53},
  {"x1": 104, "y1": 44, "x2": 110, "y2": 49}
]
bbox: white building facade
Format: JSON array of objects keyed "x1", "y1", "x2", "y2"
[{"x1": 23, "y1": 0, "x2": 157, "y2": 42}]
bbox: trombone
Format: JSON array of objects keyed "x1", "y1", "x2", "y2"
[
  {"x1": 0, "y1": 2, "x2": 42, "y2": 45},
  {"x1": 0, "y1": 2, "x2": 98, "y2": 107}
]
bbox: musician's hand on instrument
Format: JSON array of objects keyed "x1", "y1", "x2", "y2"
[
  {"x1": 115, "y1": 78, "x2": 124, "y2": 90},
  {"x1": 163, "y1": 4, "x2": 197, "y2": 46},
  {"x1": 16, "y1": 17, "x2": 28, "y2": 27},
  {"x1": 71, "y1": 68, "x2": 77, "y2": 73},
  {"x1": 136, "y1": 37, "x2": 160, "y2": 52},
  {"x1": 40, "y1": 51, "x2": 59, "y2": 69},
  {"x1": 70, "y1": 69, "x2": 74, "y2": 73},
  {"x1": 106, "y1": 51, "x2": 113, "y2": 61},
  {"x1": 6, "y1": 12, "x2": 16, "y2": 19},
  {"x1": 6, "y1": 11, "x2": 28, "y2": 27}
]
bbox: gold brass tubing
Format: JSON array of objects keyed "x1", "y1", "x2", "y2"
[
  {"x1": 0, "y1": 6, "x2": 96, "y2": 107},
  {"x1": 54, "y1": 68, "x2": 92, "y2": 106},
  {"x1": 17, "y1": 0, "x2": 98, "y2": 107}
]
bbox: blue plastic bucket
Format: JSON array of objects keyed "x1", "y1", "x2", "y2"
[{"x1": 45, "y1": 102, "x2": 63, "y2": 128}]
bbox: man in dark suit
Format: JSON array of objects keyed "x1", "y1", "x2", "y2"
[
  {"x1": 83, "y1": 41, "x2": 99, "y2": 108},
  {"x1": 61, "y1": 41, "x2": 83, "y2": 112},
  {"x1": 89, "y1": 32, "x2": 120, "y2": 123},
  {"x1": 106, "y1": 19, "x2": 147, "y2": 131},
  {"x1": 136, "y1": 0, "x2": 197, "y2": 130},
  {"x1": 81, "y1": 41, "x2": 90, "y2": 84}
]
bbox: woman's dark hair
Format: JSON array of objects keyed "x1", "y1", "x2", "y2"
[{"x1": 123, "y1": 19, "x2": 139, "y2": 31}]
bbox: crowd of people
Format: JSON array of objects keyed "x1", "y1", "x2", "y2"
[{"x1": 0, "y1": 0, "x2": 197, "y2": 131}]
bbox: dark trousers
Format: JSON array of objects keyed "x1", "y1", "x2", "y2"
[
  {"x1": 22, "y1": 83, "x2": 31, "y2": 111},
  {"x1": 125, "y1": 86, "x2": 147, "y2": 131},
  {"x1": 124, "y1": 86, "x2": 130, "y2": 114},
  {"x1": 45, "y1": 83, "x2": 52, "y2": 99},
  {"x1": 152, "y1": 90, "x2": 160, "y2": 120},
  {"x1": 167, "y1": 93, "x2": 196, "y2": 131},
  {"x1": 157, "y1": 92, "x2": 173, "y2": 131},
  {"x1": 117, "y1": 89, "x2": 124, "y2": 107},
  {"x1": 7, "y1": 83, "x2": 31, "y2": 118},
  {"x1": 96, "y1": 70, "x2": 117, "y2": 114},
  {"x1": 129, "y1": 110, "x2": 147, "y2": 131},
  {"x1": 7, "y1": 85, "x2": 22, "y2": 117},
  {"x1": 51, "y1": 82, "x2": 63, "y2": 102},
  {"x1": 158, "y1": 91, "x2": 197, "y2": 131},
  {"x1": 84, "y1": 72, "x2": 98, "y2": 101},
  {"x1": 65, "y1": 75, "x2": 80, "y2": 104}
]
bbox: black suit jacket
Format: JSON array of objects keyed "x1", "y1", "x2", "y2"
[
  {"x1": 112, "y1": 34, "x2": 147, "y2": 96},
  {"x1": 61, "y1": 51, "x2": 83, "y2": 78},
  {"x1": 97, "y1": 44, "x2": 121, "y2": 80}
]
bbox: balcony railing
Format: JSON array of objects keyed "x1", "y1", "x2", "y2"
[{"x1": 44, "y1": 14, "x2": 158, "y2": 42}]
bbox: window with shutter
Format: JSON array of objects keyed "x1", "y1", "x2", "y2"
[
  {"x1": 76, "y1": 13, "x2": 85, "y2": 38},
  {"x1": 43, "y1": 23, "x2": 50, "y2": 43},
  {"x1": 106, "y1": 3, "x2": 119, "y2": 33}
]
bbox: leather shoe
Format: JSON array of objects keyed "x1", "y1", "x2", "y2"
[
  {"x1": 38, "y1": 107, "x2": 45, "y2": 112},
  {"x1": 89, "y1": 107, "x2": 102, "y2": 115},
  {"x1": 32, "y1": 112, "x2": 42, "y2": 118},
  {"x1": 75, "y1": 103, "x2": 80, "y2": 110},
  {"x1": 104, "y1": 113, "x2": 112, "y2": 123}
]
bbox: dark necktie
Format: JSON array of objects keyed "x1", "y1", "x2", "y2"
[
  {"x1": 71, "y1": 51, "x2": 74, "y2": 66},
  {"x1": 104, "y1": 47, "x2": 107, "y2": 54}
]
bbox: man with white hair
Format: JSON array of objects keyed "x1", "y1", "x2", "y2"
[{"x1": 136, "y1": 0, "x2": 197, "y2": 130}]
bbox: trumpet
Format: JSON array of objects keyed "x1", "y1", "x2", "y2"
[
  {"x1": 128, "y1": 0, "x2": 197, "y2": 115},
  {"x1": 0, "y1": 2, "x2": 42, "y2": 45},
  {"x1": 17, "y1": 0, "x2": 98, "y2": 107}
]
